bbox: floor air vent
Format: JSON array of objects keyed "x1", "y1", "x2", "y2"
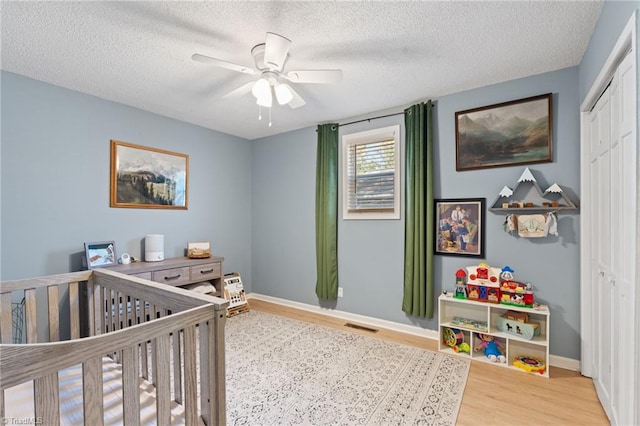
[{"x1": 344, "y1": 323, "x2": 379, "y2": 333}]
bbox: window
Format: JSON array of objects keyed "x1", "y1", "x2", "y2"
[{"x1": 342, "y1": 125, "x2": 401, "y2": 220}]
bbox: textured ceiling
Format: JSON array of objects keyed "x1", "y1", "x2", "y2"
[{"x1": 1, "y1": 1, "x2": 603, "y2": 140}]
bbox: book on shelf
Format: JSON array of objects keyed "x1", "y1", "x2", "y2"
[{"x1": 451, "y1": 316, "x2": 488, "y2": 331}]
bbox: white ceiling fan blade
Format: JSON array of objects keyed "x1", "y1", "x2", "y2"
[
  {"x1": 264, "y1": 32, "x2": 291, "y2": 71},
  {"x1": 285, "y1": 84, "x2": 306, "y2": 109},
  {"x1": 222, "y1": 81, "x2": 256, "y2": 99},
  {"x1": 192, "y1": 53, "x2": 257, "y2": 75},
  {"x1": 284, "y1": 69, "x2": 343, "y2": 84}
]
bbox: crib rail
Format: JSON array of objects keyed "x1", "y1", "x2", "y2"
[
  {"x1": 0, "y1": 270, "x2": 92, "y2": 343},
  {"x1": 0, "y1": 268, "x2": 228, "y2": 426}
]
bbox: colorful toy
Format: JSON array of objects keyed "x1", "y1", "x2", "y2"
[
  {"x1": 474, "y1": 333, "x2": 506, "y2": 362},
  {"x1": 499, "y1": 266, "x2": 535, "y2": 308},
  {"x1": 455, "y1": 269, "x2": 467, "y2": 299},
  {"x1": 442, "y1": 327, "x2": 470, "y2": 353},
  {"x1": 466, "y1": 263, "x2": 501, "y2": 303},
  {"x1": 513, "y1": 355, "x2": 546, "y2": 374},
  {"x1": 454, "y1": 342, "x2": 470, "y2": 353}
]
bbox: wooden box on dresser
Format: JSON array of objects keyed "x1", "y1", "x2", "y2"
[
  {"x1": 110, "y1": 256, "x2": 224, "y2": 296},
  {"x1": 438, "y1": 293, "x2": 550, "y2": 377}
]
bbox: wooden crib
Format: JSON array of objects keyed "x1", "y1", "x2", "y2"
[{"x1": 0, "y1": 268, "x2": 228, "y2": 425}]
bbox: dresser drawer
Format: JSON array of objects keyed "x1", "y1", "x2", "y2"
[
  {"x1": 131, "y1": 272, "x2": 152, "y2": 280},
  {"x1": 191, "y1": 262, "x2": 221, "y2": 281},
  {"x1": 152, "y1": 267, "x2": 191, "y2": 286}
]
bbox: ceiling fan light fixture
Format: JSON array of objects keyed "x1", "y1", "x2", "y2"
[
  {"x1": 274, "y1": 83, "x2": 293, "y2": 105},
  {"x1": 252, "y1": 78, "x2": 270, "y2": 99},
  {"x1": 256, "y1": 89, "x2": 273, "y2": 108}
]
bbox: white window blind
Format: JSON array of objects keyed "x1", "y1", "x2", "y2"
[
  {"x1": 346, "y1": 139, "x2": 396, "y2": 212},
  {"x1": 341, "y1": 124, "x2": 400, "y2": 220}
]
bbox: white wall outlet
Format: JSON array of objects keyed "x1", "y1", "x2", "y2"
[{"x1": 338, "y1": 287, "x2": 344, "y2": 298}]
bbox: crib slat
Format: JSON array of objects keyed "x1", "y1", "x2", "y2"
[
  {"x1": 87, "y1": 279, "x2": 96, "y2": 337},
  {"x1": 115, "y1": 291, "x2": 122, "y2": 331},
  {"x1": 109, "y1": 289, "x2": 116, "y2": 333},
  {"x1": 209, "y1": 312, "x2": 227, "y2": 426},
  {"x1": 1, "y1": 390, "x2": 5, "y2": 419},
  {"x1": 122, "y1": 345, "x2": 140, "y2": 426},
  {"x1": 94, "y1": 282, "x2": 104, "y2": 336},
  {"x1": 83, "y1": 357, "x2": 104, "y2": 425},
  {"x1": 69, "y1": 282, "x2": 80, "y2": 339},
  {"x1": 35, "y1": 372, "x2": 60, "y2": 424},
  {"x1": 149, "y1": 304, "x2": 157, "y2": 384},
  {"x1": 115, "y1": 291, "x2": 123, "y2": 363},
  {"x1": 199, "y1": 322, "x2": 211, "y2": 424},
  {"x1": 48, "y1": 285, "x2": 60, "y2": 342},
  {"x1": 25, "y1": 289, "x2": 37, "y2": 343},
  {"x1": 155, "y1": 334, "x2": 171, "y2": 425},
  {"x1": 141, "y1": 341, "x2": 149, "y2": 380},
  {"x1": 103, "y1": 286, "x2": 110, "y2": 334},
  {"x1": 172, "y1": 331, "x2": 183, "y2": 404},
  {"x1": 0, "y1": 293, "x2": 13, "y2": 344},
  {"x1": 123, "y1": 295, "x2": 130, "y2": 329},
  {"x1": 184, "y1": 325, "x2": 198, "y2": 425}
]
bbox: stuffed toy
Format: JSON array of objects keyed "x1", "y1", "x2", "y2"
[{"x1": 474, "y1": 333, "x2": 506, "y2": 362}]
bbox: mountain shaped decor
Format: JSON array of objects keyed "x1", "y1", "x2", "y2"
[
  {"x1": 455, "y1": 93, "x2": 552, "y2": 171},
  {"x1": 489, "y1": 168, "x2": 578, "y2": 213},
  {"x1": 491, "y1": 168, "x2": 578, "y2": 238}
]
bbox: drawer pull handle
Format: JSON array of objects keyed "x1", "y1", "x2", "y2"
[
  {"x1": 200, "y1": 269, "x2": 215, "y2": 274},
  {"x1": 164, "y1": 274, "x2": 181, "y2": 281}
]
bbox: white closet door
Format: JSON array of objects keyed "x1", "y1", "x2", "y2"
[
  {"x1": 589, "y1": 86, "x2": 613, "y2": 415},
  {"x1": 588, "y1": 49, "x2": 637, "y2": 426},
  {"x1": 610, "y1": 50, "x2": 636, "y2": 426}
]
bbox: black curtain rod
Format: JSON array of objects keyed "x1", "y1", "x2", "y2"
[
  {"x1": 319, "y1": 100, "x2": 434, "y2": 131},
  {"x1": 338, "y1": 111, "x2": 405, "y2": 128}
]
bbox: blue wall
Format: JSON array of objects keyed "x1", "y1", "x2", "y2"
[
  {"x1": 1, "y1": 71, "x2": 253, "y2": 286},
  {"x1": 579, "y1": 1, "x2": 639, "y2": 103},
  {"x1": 252, "y1": 67, "x2": 582, "y2": 359}
]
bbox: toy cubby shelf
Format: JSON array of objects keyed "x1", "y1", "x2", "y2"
[{"x1": 438, "y1": 294, "x2": 550, "y2": 378}]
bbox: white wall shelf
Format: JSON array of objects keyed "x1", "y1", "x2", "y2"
[{"x1": 438, "y1": 294, "x2": 550, "y2": 377}]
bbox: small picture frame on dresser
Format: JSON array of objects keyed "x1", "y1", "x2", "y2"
[
  {"x1": 187, "y1": 241, "x2": 211, "y2": 259},
  {"x1": 84, "y1": 241, "x2": 117, "y2": 269}
]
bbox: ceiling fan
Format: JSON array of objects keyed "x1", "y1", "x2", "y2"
[{"x1": 192, "y1": 32, "x2": 343, "y2": 112}]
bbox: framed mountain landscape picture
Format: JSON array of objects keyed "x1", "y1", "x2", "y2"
[
  {"x1": 110, "y1": 140, "x2": 188, "y2": 209},
  {"x1": 455, "y1": 93, "x2": 552, "y2": 171}
]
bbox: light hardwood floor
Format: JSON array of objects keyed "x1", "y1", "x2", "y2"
[{"x1": 247, "y1": 299, "x2": 609, "y2": 426}]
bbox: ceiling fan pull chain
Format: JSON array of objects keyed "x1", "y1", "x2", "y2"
[
  {"x1": 258, "y1": 105, "x2": 262, "y2": 121},
  {"x1": 269, "y1": 107, "x2": 272, "y2": 127}
]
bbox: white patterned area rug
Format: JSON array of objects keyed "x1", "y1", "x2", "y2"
[{"x1": 225, "y1": 310, "x2": 470, "y2": 425}]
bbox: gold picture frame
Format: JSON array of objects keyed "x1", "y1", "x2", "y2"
[{"x1": 110, "y1": 140, "x2": 188, "y2": 209}]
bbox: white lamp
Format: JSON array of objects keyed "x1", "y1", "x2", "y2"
[{"x1": 274, "y1": 82, "x2": 293, "y2": 105}]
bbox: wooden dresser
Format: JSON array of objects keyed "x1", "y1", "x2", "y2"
[{"x1": 110, "y1": 256, "x2": 224, "y2": 294}]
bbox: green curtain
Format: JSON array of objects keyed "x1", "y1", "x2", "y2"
[
  {"x1": 402, "y1": 101, "x2": 434, "y2": 318},
  {"x1": 315, "y1": 123, "x2": 339, "y2": 300}
]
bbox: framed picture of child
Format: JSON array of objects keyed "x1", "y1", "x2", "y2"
[{"x1": 435, "y1": 198, "x2": 485, "y2": 257}]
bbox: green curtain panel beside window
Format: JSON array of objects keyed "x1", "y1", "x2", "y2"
[
  {"x1": 403, "y1": 101, "x2": 435, "y2": 318},
  {"x1": 315, "y1": 123, "x2": 339, "y2": 300}
]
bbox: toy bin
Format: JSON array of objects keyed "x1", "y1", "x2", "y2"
[{"x1": 495, "y1": 315, "x2": 540, "y2": 340}]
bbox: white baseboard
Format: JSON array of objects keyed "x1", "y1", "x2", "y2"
[
  {"x1": 549, "y1": 355, "x2": 581, "y2": 371},
  {"x1": 247, "y1": 292, "x2": 440, "y2": 341},
  {"x1": 247, "y1": 292, "x2": 582, "y2": 371}
]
